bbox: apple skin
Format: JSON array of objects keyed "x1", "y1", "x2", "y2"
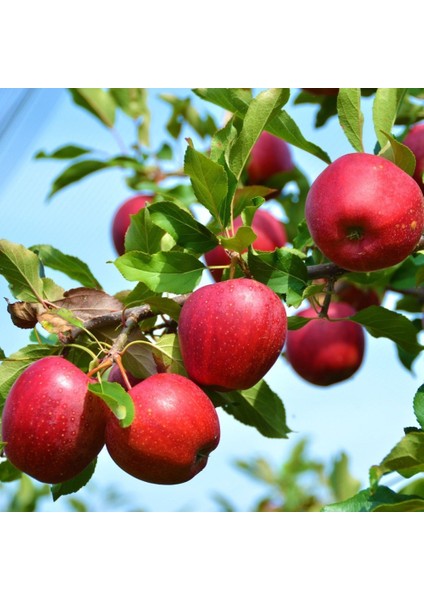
[
  {"x1": 204, "y1": 209, "x2": 287, "y2": 282},
  {"x1": 305, "y1": 153, "x2": 424, "y2": 272},
  {"x1": 178, "y1": 278, "x2": 287, "y2": 390},
  {"x1": 105, "y1": 373, "x2": 220, "y2": 485},
  {"x1": 285, "y1": 302, "x2": 365, "y2": 386},
  {"x1": 247, "y1": 131, "x2": 294, "y2": 186},
  {"x1": 303, "y1": 88, "x2": 339, "y2": 96},
  {"x1": 1, "y1": 356, "x2": 107, "y2": 484},
  {"x1": 111, "y1": 194, "x2": 152, "y2": 255},
  {"x1": 403, "y1": 123, "x2": 424, "y2": 192},
  {"x1": 107, "y1": 363, "x2": 142, "y2": 390},
  {"x1": 334, "y1": 280, "x2": 381, "y2": 311}
]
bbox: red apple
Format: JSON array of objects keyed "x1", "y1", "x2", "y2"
[
  {"x1": 111, "y1": 194, "x2": 153, "y2": 255},
  {"x1": 305, "y1": 153, "x2": 424, "y2": 272},
  {"x1": 334, "y1": 280, "x2": 381, "y2": 311},
  {"x1": 105, "y1": 373, "x2": 220, "y2": 485},
  {"x1": 403, "y1": 123, "x2": 424, "y2": 192},
  {"x1": 204, "y1": 209, "x2": 287, "y2": 282},
  {"x1": 285, "y1": 302, "x2": 365, "y2": 386},
  {"x1": 107, "y1": 363, "x2": 142, "y2": 390},
  {"x1": 303, "y1": 88, "x2": 339, "y2": 96},
  {"x1": 1, "y1": 356, "x2": 107, "y2": 483},
  {"x1": 178, "y1": 278, "x2": 287, "y2": 390},
  {"x1": 247, "y1": 131, "x2": 294, "y2": 187}
]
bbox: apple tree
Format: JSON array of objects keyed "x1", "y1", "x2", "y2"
[{"x1": 1, "y1": 87, "x2": 424, "y2": 511}]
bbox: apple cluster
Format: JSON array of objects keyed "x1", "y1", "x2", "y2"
[
  {"x1": 1, "y1": 356, "x2": 221, "y2": 486},
  {"x1": 2, "y1": 117, "x2": 424, "y2": 494}
]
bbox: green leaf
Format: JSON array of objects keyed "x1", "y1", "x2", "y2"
[
  {"x1": 219, "y1": 226, "x2": 256, "y2": 253},
  {"x1": 152, "y1": 333, "x2": 187, "y2": 376},
  {"x1": 0, "y1": 345, "x2": 59, "y2": 408},
  {"x1": 123, "y1": 282, "x2": 156, "y2": 307},
  {"x1": 0, "y1": 460, "x2": 22, "y2": 482},
  {"x1": 287, "y1": 315, "x2": 312, "y2": 330},
  {"x1": 322, "y1": 485, "x2": 424, "y2": 512},
  {"x1": 350, "y1": 305, "x2": 423, "y2": 355},
  {"x1": 0, "y1": 239, "x2": 44, "y2": 302},
  {"x1": 51, "y1": 458, "x2": 97, "y2": 501},
  {"x1": 233, "y1": 186, "x2": 271, "y2": 218},
  {"x1": 48, "y1": 160, "x2": 109, "y2": 199},
  {"x1": 148, "y1": 202, "x2": 218, "y2": 253},
  {"x1": 214, "y1": 379, "x2": 291, "y2": 439},
  {"x1": 125, "y1": 207, "x2": 169, "y2": 255},
  {"x1": 389, "y1": 254, "x2": 424, "y2": 291},
  {"x1": 0, "y1": 348, "x2": 5, "y2": 360},
  {"x1": 88, "y1": 381, "x2": 135, "y2": 427},
  {"x1": 146, "y1": 296, "x2": 182, "y2": 321},
  {"x1": 184, "y1": 145, "x2": 230, "y2": 228},
  {"x1": 413, "y1": 385, "x2": 424, "y2": 429},
  {"x1": 156, "y1": 143, "x2": 173, "y2": 161},
  {"x1": 41, "y1": 277, "x2": 65, "y2": 301},
  {"x1": 378, "y1": 131, "x2": 416, "y2": 176},
  {"x1": 269, "y1": 112, "x2": 331, "y2": 164},
  {"x1": 371, "y1": 431, "x2": 424, "y2": 482},
  {"x1": 35, "y1": 145, "x2": 93, "y2": 160},
  {"x1": 69, "y1": 88, "x2": 116, "y2": 128},
  {"x1": 114, "y1": 250, "x2": 204, "y2": 294},
  {"x1": 373, "y1": 88, "x2": 407, "y2": 149},
  {"x1": 210, "y1": 116, "x2": 238, "y2": 163},
  {"x1": 193, "y1": 88, "x2": 250, "y2": 115},
  {"x1": 337, "y1": 88, "x2": 364, "y2": 152},
  {"x1": 109, "y1": 88, "x2": 150, "y2": 125},
  {"x1": 30, "y1": 244, "x2": 102, "y2": 289},
  {"x1": 328, "y1": 452, "x2": 361, "y2": 502},
  {"x1": 194, "y1": 88, "x2": 331, "y2": 164},
  {"x1": 229, "y1": 88, "x2": 290, "y2": 180},
  {"x1": 248, "y1": 247, "x2": 308, "y2": 306}
]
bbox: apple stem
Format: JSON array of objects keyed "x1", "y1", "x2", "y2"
[
  {"x1": 318, "y1": 277, "x2": 336, "y2": 319},
  {"x1": 87, "y1": 358, "x2": 113, "y2": 378},
  {"x1": 115, "y1": 355, "x2": 133, "y2": 390}
]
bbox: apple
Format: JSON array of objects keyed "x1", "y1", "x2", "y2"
[
  {"x1": 204, "y1": 209, "x2": 287, "y2": 282},
  {"x1": 105, "y1": 373, "x2": 220, "y2": 485},
  {"x1": 305, "y1": 153, "x2": 424, "y2": 272},
  {"x1": 334, "y1": 280, "x2": 381, "y2": 311},
  {"x1": 178, "y1": 278, "x2": 287, "y2": 390},
  {"x1": 111, "y1": 194, "x2": 153, "y2": 255},
  {"x1": 303, "y1": 88, "x2": 339, "y2": 96},
  {"x1": 403, "y1": 123, "x2": 424, "y2": 192},
  {"x1": 107, "y1": 363, "x2": 142, "y2": 390},
  {"x1": 1, "y1": 356, "x2": 107, "y2": 483},
  {"x1": 247, "y1": 131, "x2": 294, "y2": 187},
  {"x1": 285, "y1": 302, "x2": 365, "y2": 386}
]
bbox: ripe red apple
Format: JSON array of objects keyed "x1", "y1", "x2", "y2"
[
  {"x1": 105, "y1": 373, "x2": 220, "y2": 485},
  {"x1": 247, "y1": 131, "x2": 294, "y2": 187},
  {"x1": 403, "y1": 123, "x2": 424, "y2": 192},
  {"x1": 178, "y1": 278, "x2": 287, "y2": 390},
  {"x1": 204, "y1": 209, "x2": 287, "y2": 282},
  {"x1": 111, "y1": 194, "x2": 153, "y2": 255},
  {"x1": 107, "y1": 363, "x2": 142, "y2": 390},
  {"x1": 285, "y1": 302, "x2": 365, "y2": 386},
  {"x1": 1, "y1": 356, "x2": 107, "y2": 483},
  {"x1": 302, "y1": 88, "x2": 339, "y2": 96},
  {"x1": 334, "y1": 280, "x2": 381, "y2": 311},
  {"x1": 305, "y1": 153, "x2": 424, "y2": 272}
]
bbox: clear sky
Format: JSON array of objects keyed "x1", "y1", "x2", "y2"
[{"x1": 1, "y1": 88, "x2": 422, "y2": 511}]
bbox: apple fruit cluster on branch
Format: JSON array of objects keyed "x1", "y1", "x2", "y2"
[{"x1": 1, "y1": 87, "x2": 424, "y2": 512}]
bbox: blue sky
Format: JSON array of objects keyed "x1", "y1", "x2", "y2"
[{"x1": 1, "y1": 88, "x2": 422, "y2": 511}]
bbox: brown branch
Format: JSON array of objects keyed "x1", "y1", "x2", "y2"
[
  {"x1": 63, "y1": 294, "x2": 190, "y2": 345},
  {"x1": 306, "y1": 262, "x2": 348, "y2": 280}
]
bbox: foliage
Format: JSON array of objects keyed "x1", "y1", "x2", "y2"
[
  {"x1": 1, "y1": 87, "x2": 424, "y2": 510},
  {"x1": 214, "y1": 438, "x2": 361, "y2": 512}
]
